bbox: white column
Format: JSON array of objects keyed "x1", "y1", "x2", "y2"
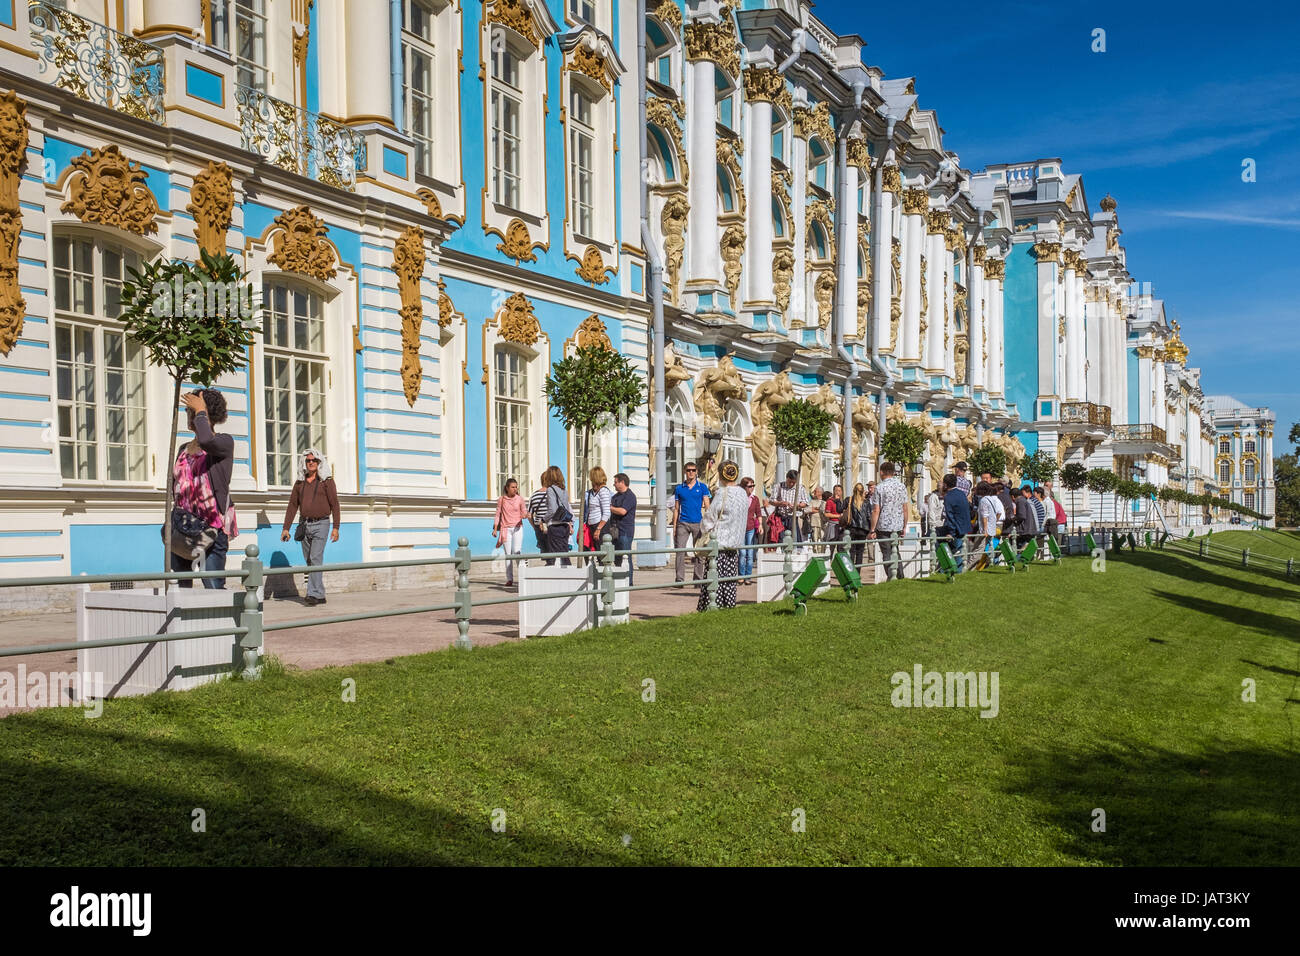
[
  {"x1": 686, "y1": 54, "x2": 721, "y2": 288},
  {"x1": 142, "y1": 0, "x2": 202, "y2": 37},
  {"x1": 743, "y1": 78, "x2": 774, "y2": 307},
  {"x1": 942, "y1": 238, "x2": 955, "y2": 378},
  {"x1": 969, "y1": 248, "x2": 986, "y2": 391},
  {"x1": 1035, "y1": 243, "x2": 1059, "y2": 409},
  {"x1": 873, "y1": 168, "x2": 897, "y2": 353},
  {"x1": 837, "y1": 151, "x2": 860, "y2": 339},
  {"x1": 1062, "y1": 257, "x2": 1080, "y2": 401},
  {"x1": 345, "y1": 0, "x2": 393, "y2": 124},
  {"x1": 900, "y1": 189, "x2": 925, "y2": 363},
  {"x1": 1075, "y1": 259, "x2": 1089, "y2": 400},
  {"x1": 1097, "y1": 290, "x2": 1110, "y2": 409},
  {"x1": 790, "y1": 131, "x2": 808, "y2": 324},
  {"x1": 992, "y1": 268, "x2": 1006, "y2": 395},
  {"x1": 924, "y1": 214, "x2": 945, "y2": 371}
]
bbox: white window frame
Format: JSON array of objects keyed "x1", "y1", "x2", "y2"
[
  {"x1": 232, "y1": 0, "x2": 269, "y2": 92},
  {"x1": 261, "y1": 279, "x2": 329, "y2": 488},
  {"x1": 51, "y1": 232, "x2": 150, "y2": 485},
  {"x1": 493, "y1": 345, "x2": 532, "y2": 488},
  {"x1": 569, "y1": 84, "x2": 596, "y2": 240},
  {"x1": 402, "y1": 0, "x2": 439, "y2": 179},
  {"x1": 484, "y1": 316, "x2": 549, "y2": 498}
]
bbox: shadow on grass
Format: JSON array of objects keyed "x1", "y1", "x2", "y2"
[
  {"x1": 0, "y1": 716, "x2": 678, "y2": 867},
  {"x1": 1148, "y1": 591, "x2": 1300, "y2": 643},
  {"x1": 1003, "y1": 740, "x2": 1300, "y2": 866},
  {"x1": 1121, "y1": 550, "x2": 1300, "y2": 603},
  {"x1": 1240, "y1": 659, "x2": 1300, "y2": 679}
]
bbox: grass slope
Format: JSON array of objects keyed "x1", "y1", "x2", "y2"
[
  {"x1": 1203, "y1": 529, "x2": 1300, "y2": 561},
  {"x1": 2, "y1": 550, "x2": 1297, "y2": 866}
]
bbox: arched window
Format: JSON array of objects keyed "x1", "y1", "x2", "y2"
[
  {"x1": 720, "y1": 400, "x2": 752, "y2": 479},
  {"x1": 718, "y1": 167, "x2": 735, "y2": 214},
  {"x1": 809, "y1": 139, "x2": 830, "y2": 190},
  {"x1": 819, "y1": 424, "x2": 840, "y2": 493},
  {"x1": 665, "y1": 392, "x2": 689, "y2": 487},
  {"x1": 493, "y1": 345, "x2": 531, "y2": 485},
  {"x1": 1219, "y1": 460, "x2": 1231, "y2": 484},
  {"x1": 53, "y1": 233, "x2": 147, "y2": 482},
  {"x1": 262, "y1": 280, "x2": 327, "y2": 486},
  {"x1": 646, "y1": 17, "x2": 677, "y2": 87},
  {"x1": 1244, "y1": 460, "x2": 1256, "y2": 483},
  {"x1": 772, "y1": 198, "x2": 785, "y2": 239}
]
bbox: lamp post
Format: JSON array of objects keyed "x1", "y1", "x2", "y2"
[{"x1": 701, "y1": 429, "x2": 723, "y2": 489}]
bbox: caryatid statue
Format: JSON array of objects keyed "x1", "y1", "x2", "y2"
[
  {"x1": 800, "y1": 384, "x2": 843, "y2": 492},
  {"x1": 649, "y1": 343, "x2": 692, "y2": 477},
  {"x1": 693, "y1": 355, "x2": 746, "y2": 487},
  {"x1": 851, "y1": 394, "x2": 879, "y2": 467},
  {"x1": 958, "y1": 422, "x2": 981, "y2": 465},
  {"x1": 749, "y1": 371, "x2": 794, "y2": 496}
]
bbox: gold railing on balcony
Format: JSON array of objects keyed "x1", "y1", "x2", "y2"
[
  {"x1": 1113, "y1": 423, "x2": 1167, "y2": 444},
  {"x1": 234, "y1": 85, "x2": 367, "y2": 191},
  {"x1": 29, "y1": 1, "x2": 166, "y2": 125},
  {"x1": 1060, "y1": 400, "x2": 1112, "y2": 428}
]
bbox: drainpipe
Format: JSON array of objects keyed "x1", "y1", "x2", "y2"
[
  {"x1": 833, "y1": 83, "x2": 866, "y2": 482},
  {"x1": 869, "y1": 115, "x2": 898, "y2": 443},
  {"x1": 390, "y1": 0, "x2": 403, "y2": 131},
  {"x1": 638, "y1": 0, "x2": 668, "y2": 550}
]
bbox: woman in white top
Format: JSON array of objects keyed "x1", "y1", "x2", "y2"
[
  {"x1": 696, "y1": 460, "x2": 750, "y2": 611},
  {"x1": 583, "y1": 465, "x2": 613, "y2": 554}
]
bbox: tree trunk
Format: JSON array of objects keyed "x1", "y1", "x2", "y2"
[{"x1": 163, "y1": 378, "x2": 182, "y2": 590}]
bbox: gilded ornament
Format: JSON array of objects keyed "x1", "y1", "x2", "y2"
[
  {"x1": 845, "y1": 138, "x2": 869, "y2": 172},
  {"x1": 926, "y1": 209, "x2": 949, "y2": 235},
  {"x1": 791, "y1": 101, "x2": 832, "y2": 143},
  {"x1": 919, "y1": 254, "x2": 928, "y2": 317},
  {"x1": 568, "y1": 42, "x2": 613, "y2": 92},
  {"x1": 856, "y1": 284, "x2": 870, "y2": 339},
  {"x1": 497, "y1": 291, "x2": 540, "y2": 345},
  {"x1": 187, "y1": 161, "x2": 234, "y2": 259},
  {"x1": 693, "y1": 356, "x2": 746, "y2": 429},
  {"x1": 575, "y1": 313, "x2": 612, "y2": 351},
  {"x1": 0, "y1": 90, "x2": 28, "y2": 357},
  {"x1": 814, "y1": 271, "x2": 835, "y2": 329},
  {"x1": 720, "y1": 224, "x2": 745, "y2": 306},
  {"x1": 651, "y1": 0, "x2": 682, "y2": 28},
  {"x1": 437, "y1": 278, "x2": 455, "y2": 329},
  {"x1": 391, "y1": 226, "x2": 427, "y2": 407},
  {"x1": 1032, "y1": 241, "x2": 1061, "y2": 264},
  {"x1": 772, "y1": 246, "x2": 794, "y2": 313},
  {"x1": 1099, "y1": 193, "x2": 1117, "y2": 212},
  {"x1": 971, "y1": 245, "x2": 986, "y2": 266},
  {"x1": 716, "y1": 139, "x2": 744, "y2": 215},
  {"x1": 575, "y1": 244, "x2": 612, "y2": 285},
  {"x1": 984, "y1": 258, "x2": 1004, "y2": 280},
  {"x1": 1058, "y1": 315, "x2": 1066, "y2": 342},
  {"x1": 684, "y1": 15, "x2": 740, "y2": 78},
  {"x1": 496, "y1": 218, "x2": 539, "y2": 264},
  {"x1": 486, "y1": 0, "x2": 539, "y2": 49},
  {"x1": 880, "y1": 164, "x2": 901, "y2": 194},
  {"x1": 660, "y1": 193, "x2": 689, "y2": 305},
  {"x1": 901, "y1": 188, "x2": 929, "y2": 216},
  {"x1": 61, "y1": 145, "x2": 159, "y2": 236},
  {"x1": 267, "y1": 205, "x2": 337, "y2": 280},
  {"x1": 647, "y1": 97, "x2": 688, "y2": 185},
  {"x1": 742, "y1": 67, "x2": 784, "y2": 103}
]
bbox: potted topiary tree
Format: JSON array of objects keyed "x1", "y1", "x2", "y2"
[
  {"x1": 540, "y1": 343, "x2": 643, "y2": 628},
  {"x1": 1060, "y1": 462, "x2": 1088, "y2": 535},
  {"x1": 1019, "y1": 449, "x2": 1059, "y2": 489},
  {"x1": 771, "y1": 397, "x2": 836, "y2": 495},
  {"x1": 78, "y1": 250, "x2": 259, "y2": 697},
  {"x1": 880, "y1": 419, "x2": 928, "y2": 497},
  {"x1": 968, "y1": 442, "x2": 1007, "y2": 484},
  {"x1": 1086, "y1": 467, "x2": 1118, "y2": 529}
]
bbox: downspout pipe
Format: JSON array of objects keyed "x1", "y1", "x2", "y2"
[
  {"x1": 833, "y1": 83, "x2": 866, "y2": 483},
  {"x1": 638, "y1": 0, "x2": 668, "y2": 550},
  {"x1": 869, "y1": 116, "x2": 898, "y2": 443},
  {"x1": 390, "y1": 0, "x2": 403, "y2": 132}
]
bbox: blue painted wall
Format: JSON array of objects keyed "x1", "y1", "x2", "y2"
[
  {"x1": 1127, "y1": 347, "x2": 1139, "y2": 425},
  {"x1": 1002, "y1": 243, "x2": 1038, "y2": 425}
]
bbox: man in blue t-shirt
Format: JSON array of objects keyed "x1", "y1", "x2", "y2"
[
  {"x1": 670, "y1": 462, "x2": 711, "y2": 583},
  {"x1": 610, "y1": 472, "x2": 637, "y2": 585}
]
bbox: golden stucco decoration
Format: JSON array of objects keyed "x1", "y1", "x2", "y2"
[
  {"x1": 437, "y1": 278, "x2": 455, "y2": 329},
  {"x1": 660, "y1": 193, "x2": 689, "y2": 305},
  {"x1": 814, "y1": 270, "x2": 835, "y2": 329},
  {"x1": 846, "y1": 137, "x2": 869, "y2": 172},
  {"x1": 574, "y1": 244, "x2": 612, "y2": 285},
  {"x1": 647, "y1": 96, "x2": 688, "y2": 185},
  {"x1": 574, "y1": 313, "x2": 612, "y2": 351},
  {"x1": 61, "y1": 145, "x2": 159, "y2": 236},
  {"x1": 901, "y1": 187, "x2": 928, "y2": 216},
  {"x1": 568, "y1": 42, "x2": 613, "y2": 93},
  {"x1": 0, "y1": 90, "x2": 28, "y2": 357},
  {"x1": 497, "y1": 291, "x2": 540, "y2": 345},
  {"x1": 186, "y1": 161, "x2": 234, "y2": 259},
  {"x1": 486, "y1": 0, "x2": 539, "y2": 49},
  {"x1": 391, "y1": 226, "x2": 427, "y2": 407},
  {"x1": 720, "y1": 223, "x2": 745, "y2": 306},
  {"x1": 651, "y1": 0, "x2": 682, "y2": 28},
  {"x1": 880, "y1": 164, "x2": 901, "y2": 194},
  {"x1": 792, "y1": 101, "x2": 832, "y2": 143},
  {"x1": 268, "y1": 205, "x2": 337, "y2": 280},
  {"x1": 772, "y1": 246, "x2": 794, "y2": 314},
  {"x1": 742, "y1": 67, "x2": 784, "y2": 103},
  {"x1": 495, "y1": 218, "x2": 539, "y2": 264},
  {"x1": 684, "y1": 13, "x2": 740, "y2": 78}
]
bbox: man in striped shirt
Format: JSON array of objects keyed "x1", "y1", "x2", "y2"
[
  {"x1": 528, "y1": 482, "x2": 548, "y2": 552},
  {"x1": 954, "y1": 461, "x2": 973, "y2": 499}
]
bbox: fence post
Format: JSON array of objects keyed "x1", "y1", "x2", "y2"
[
  {"x1": 781, "y1": 531, "x2": 794, "y2": 597},
  {"x1": 1287, "y1": 558, "x2": 1293, "y2": 578},
  {"x1": 599, "y1": 533, "x2": 616, "y2": 627},
  {"x1": 1242, "y1": 548, "x2": 1249, "y2": 568},
  {"x1": 705, "y1": 536, "x2": 720, "y2": 611},
  {"x1": 238, "y1": 544, "x2": 263, "y2": 681},
  {"x1": 1199, "y1": 538, "x2": 1206, "y2": 558},
  {"x1": 454, "y1": 536, "x2": 473, "y2": 650}
]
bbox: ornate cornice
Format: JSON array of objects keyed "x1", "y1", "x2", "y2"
[
  {"x1": 791, "y1": 101, "x2": 832, "y2": 143},
  {"x1": 61, "y1": 145, "x2": 159, "y2": 236},
  {"x1": 486, "y1": 0, "x2": 540, "y2": 49},
  {"x1": 267, "y1": 205, "x2": 337, "y2": 280}
]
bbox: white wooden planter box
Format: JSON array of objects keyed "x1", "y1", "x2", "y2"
[
  {"x1": 77, "y1": 587, "x2": 246, "y2": 698},
  {"x1": 516, "y1": 562, "x2": 630, "y2": 638}
]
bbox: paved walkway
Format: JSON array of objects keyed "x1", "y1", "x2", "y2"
[{"x1": 0, "y1": 563, "x2": 769, "y2": 715}]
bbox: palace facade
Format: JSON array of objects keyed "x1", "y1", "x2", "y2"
[{"x1": 0, "y1": 0, "x2": 1268, "y2": 603}]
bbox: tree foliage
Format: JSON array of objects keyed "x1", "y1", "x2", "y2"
[
  {"x1": 1019, "y1": 449, "x2": 1059, "y2": 486},
  {"x1": 1085, "y1": 468, "x2": 1117, "y2": 495},
  {"x1": 771, "y1": 398, "x2": 835, "y2": 459},
  {"x1": 879, "y1": 421, "x2": 927, "y2": 469},
  {"x1": 1059, "y1": 462, "x2": 1089, "y2": 491},
  {"x1": 1273, "y1": 453, "x2": 1299, "y2": 526},
  {"x1": 968, "y1": 442, "x2": 1007, "y2": 480},
  {"x1": 119, "y1": 250, "x2": 259, "y2": 576},
  {"x1": 543, "y1": 344, "x2": 644, "y2": 437}
]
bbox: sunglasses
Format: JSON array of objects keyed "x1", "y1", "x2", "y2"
[
  {"x1": 305, "y1": 458, "x2": 319, "y2": 463},
  {"x1": 685, "y1": 468, "x2": 697, "y2": 473}
]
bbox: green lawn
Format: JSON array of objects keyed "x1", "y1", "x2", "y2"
[
  {"x1": 1203, "y1": 528, "x2": 1300, "y2": 561},
  {"x1": 2, "y1": 548, "x2": 1297, "y2": 866}
]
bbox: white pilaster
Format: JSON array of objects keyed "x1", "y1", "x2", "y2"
[
  {"x1": 685, "y1": 55, "x2": 721, "y2": 289},
  {"x1": 744, "y1": 97, "x2": 774, "y2": 307}
]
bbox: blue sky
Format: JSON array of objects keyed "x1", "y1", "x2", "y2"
[{"x1": 814, "y1": 0, "x2": 1300, "y2": 443}]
